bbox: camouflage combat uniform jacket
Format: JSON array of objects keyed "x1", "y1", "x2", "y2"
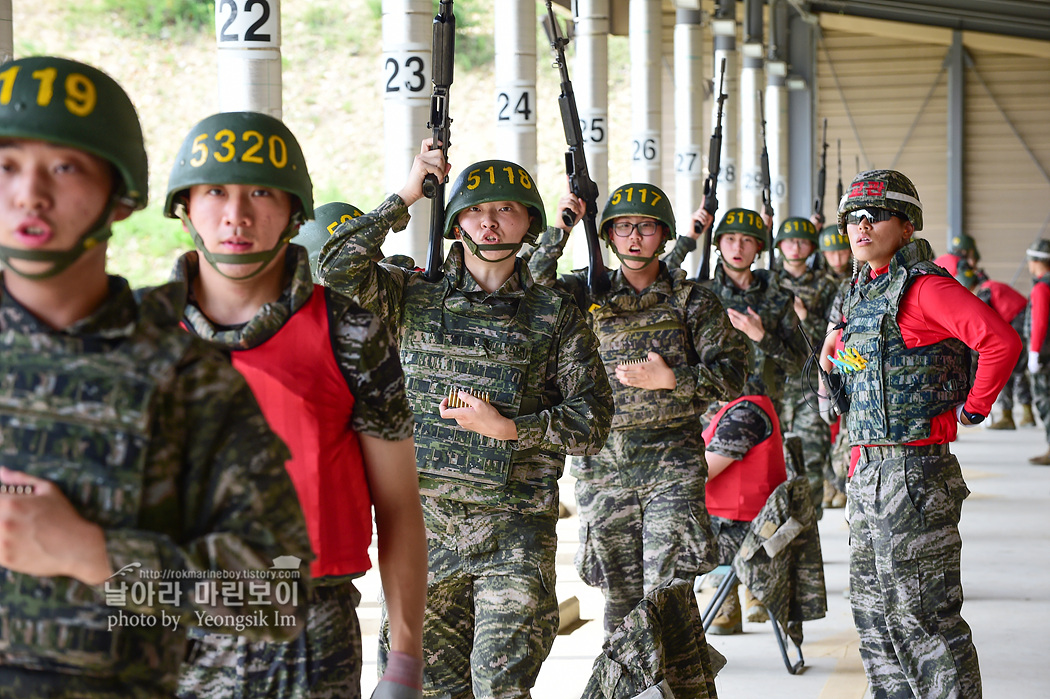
[
  {"x1": 774, "y1": 260, "x2": 838, "y2": 363},
  {"x1": 0, "y1": 275, "x2": 310, "y2": 697},
  {"x1": 317, "y1": 194, "x2": 613, "y2": 515},
  {"x1": 529, "y1": 226, "x2": 747, "y2": 434},
  {"x1": 704, "y1": 265, "x2": 807, "y2": 413}
]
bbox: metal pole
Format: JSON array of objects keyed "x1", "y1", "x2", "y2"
[
  {"x1": 381, "y1": 0, "x2": 432, "y2": 262},
  {"x1": 767, "y1": 0, "x2": 789, "y2": 218},
  {"x1": 215, "y1": 0, "x2": 282, "y2": 117},
  {"x1": 574, "y1": 0, "x2": 610, "y2": 270},
  {"x1": 712, "y1": 0, "x2": 738, "y2": 211},
  {"x1": 494, "y1": 0, "x2": 537, "y2": 175},
  {"x1": 629, "y1": 0, "x2": 662, "y2": 184},
  {"x1": 674, "y1": 8, "x2": 704, "y2": 275}
]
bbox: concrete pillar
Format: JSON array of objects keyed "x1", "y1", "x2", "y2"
[
  {"x1": 494, "y1": 0, "x2": 537, "y2": 175},
  {"x1": 574, "y1": 0, "x2": 610, "y2": 269},
  {"x1": 0, "y1": 1, "x2": 12, "y2": 64},
  {"x1": 712, "y1": 0, "x2": 738, "y2": 212},
  {"x1": 629, "y1": 0, "x2": 662, "y2": 184},
  {"x1": 674, "y1": 8, "x2": 703, "y2": 274},
  {"x1": 215, "y1": 0, "x2": 282, "y2": 117},
  {"x1": 381, "y1": 0, "x2": 432, "y2": 261}
]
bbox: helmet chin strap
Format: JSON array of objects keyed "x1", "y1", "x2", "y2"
[
  {"x1": 609, "y1": 246, "x2": 659, "y2": 270},
  {"x1": 178, "y1": 204, "x2": 295, "y2": 281},
  {"x1": 0, "y1": 197, "x2": 116, "y2": 280},
  {"x1": 459, "y1": 229, "x2": 521, "y2": 263}
]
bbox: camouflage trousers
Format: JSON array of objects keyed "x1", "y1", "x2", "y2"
[
  {"x1": 0, "y1": 667, "x2": 173, "y2": 698},
  {"x1": 573, "y1": 424, "x2": 717, "y2": 637},
  {"x1": 1030, "y1": 371, "x2": 1050, "y2": 443},
  {"x1": 848, "y1": 445, "x2": 980, "y2": 699},
  {"x1": 404, "y1": 498, "x2": 559, "y2": 699},
  {"x1": 996, "y1": 318, "x2": 1030, "y2": 413},
  {"x1": 829, "y1": 420, "x2": 851, "y2": 494},
  {"x1": 779, "y1": 382, "x2": 831, "y2": 518},
  {"x1": 709, "y1": 516, "x2": 750, "y2": 566},
  {"x1": 177, "y1": 578, "x2": 362, "y2": 699}
]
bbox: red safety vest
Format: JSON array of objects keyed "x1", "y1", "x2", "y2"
[
  {"x1": 980, "y1": 280, "x2": 1027, "y2": 323},
  {"x1": 703, "y1": 395, "x2": 786, "y2": 522},
  {"x1": 230, "y1": 287, "x2": 373, "y2": 578}
]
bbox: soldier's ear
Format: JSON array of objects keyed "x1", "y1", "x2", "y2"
[{"x1": 901, "y1": 220, "x2": 916, "y2": 242}]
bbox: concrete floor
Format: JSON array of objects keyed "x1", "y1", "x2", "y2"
[{"x1": 358, "y1": 423, "x2": 1050, "y2": 698}]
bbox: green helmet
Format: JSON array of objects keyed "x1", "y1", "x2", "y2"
[
  {"x1": 1027, "y1": 239, "x2": 1050, "y2": 262},
  {"x1": 774, "y1": 217, "x2": 818, "y2": 249},
  {"x1": 166, "y1": 112, "x2": 313, "y2": 280},
  {"x1": 714, "y1": 208, "x2": 769, "y2": 252},
  {"x1": 443, "y1": 160, "x2": 546, "y2": 259},
  {"x1": 954, "y1": 260, "x2": 978, "y2": 289},
  {"x1": 165, "y1": 111, "x2": 313, "y2": 222},
  {"x1": 819, "y1": 224, "x2": 850, "y2": 252},
  {"x1": 0, "y1": 56, "x2": 148, "y2": 279},
  {"x1": 949, "y1": 233, "x2": 980, "y2": 262},
  {"x1": 0, "y1": 56, "x2": 148, "y2": 209},
  {"x1": 838, "y1": 169, "x2": 923, "y2": 231},
  {"x1": 290, "y1": 202, "x2": 364, "y2": 281},
  {"x1": 598, "y1": 183, "x2": 675, "y2": 262}
]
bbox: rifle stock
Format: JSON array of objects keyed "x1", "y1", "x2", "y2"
[
  {"x1": 697, "y1": 58, "x2": 727, "y2": 282},
  {"x1": 544, "y1": 1, "x2": 608, "y2": 293},
  {"x1": 423, "y1": 1, "x2": 455, "y2": 282}
]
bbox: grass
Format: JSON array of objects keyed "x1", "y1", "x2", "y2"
[{"x1": 108, "y1": 207, "x2": 194, "y2": 287}]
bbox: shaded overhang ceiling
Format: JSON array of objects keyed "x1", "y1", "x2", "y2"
[{"x1": 796, "y1": 1, "x2": 1049, "y2": 43}]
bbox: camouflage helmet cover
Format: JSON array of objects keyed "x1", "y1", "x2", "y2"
[
  {"x1": 291, "y1": 201, "x2": 364, "y2": 276},
  {"x1": 443, "y1": 160, "x2": 546, "y2": 243},
  {"x1": 0, "y1": 56, "x2": 148, "y2": 209},
  {"x1": 165, "y1": 111, "x2": 313, "y2": 221},
  {"x1": 1027, "y1": 238, "x2": 1050, "y2": 261},
  {"x1": 714, "y1": 208, "x2": 769, "y2": 252},
  {"x1": 837, "y1": 169, "x2": 923, "y2": 232},
  {"x1": 774, "y1": 217, "x2": 818, "y2": 248},
  {"x1": 599, "y1": 182, "x2": 676, "y2": 252},
  {"x1": 819, "y1": 224, "x2": 850, "y2": 252}
]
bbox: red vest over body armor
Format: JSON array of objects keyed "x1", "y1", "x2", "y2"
[
  {"x1": 703, "y1": 395, "x2": 786, "y2": 522},
  {"x1": 231, "y1": 287, "x2": 372, "y2": 578},
  {"x1": 980, "y1": 280, "x2": 1026, "y2": 323}
]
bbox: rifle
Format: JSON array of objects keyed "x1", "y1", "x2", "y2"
[
  {"x1": 797, "y1": 324, "x2": 849, "y2": 419},
  {"x1": 696, "y1": 58, "x2": 727, "y2": 282},
  {"x1": 422, "y1": 1, "x2": 455, "y2": 282},
  {"x1": 813, "y1": 118, "x2": 828, "y2": 226},
  {"x1": 836, "y1": 139, "x2": 843, "y2": 214},
  {"x1": 758, "y1": 89, "x2": 774, "y2": 269},
  {"x1": 542, "y1": 1, "x2": 608, "y2": 294}
]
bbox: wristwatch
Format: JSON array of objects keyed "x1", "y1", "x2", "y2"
[{"x1": 961, "y1": 408, "x2": 986, "y2": 425}]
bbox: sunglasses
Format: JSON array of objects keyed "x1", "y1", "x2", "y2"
[{"x1": 844, "y1": 208, "x2": 907, "y2": 226}]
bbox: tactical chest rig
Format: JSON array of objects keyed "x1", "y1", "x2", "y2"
[
  {"x1": 400, "y1": 276, "x2": 563, "y2": 505},
  {"x1": 842, "y1": 241, "x2": 970, "y2": 444},
  {"x1": 590, "y1": 276, "x2": 697, "y2": 430},
  {"x1": 0, "y1": 285, "x2": 192, "y2": 680}
]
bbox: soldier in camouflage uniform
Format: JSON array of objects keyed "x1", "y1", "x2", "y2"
[
  {"x1": 164, "y1": 114, "x2": 427, "y2": 699},
  {"x1": 528, "y1": 182, "x2": 748, "y2": 638},
  {"x1": 680, "y1": 206, "x2": 806, "y2": 633},
  {"x1": 955, "y1": 261, "x2": 1032, "y2": 431},
  {"x1": 837, "y1": 170, "x2": 1020, "y2": 698},
  {"x1": 819, "y1": 224, "x2": 853, "y2": 281},
  {"x1": 773, "y1": 217, "x2": 839, "y2": 517},
  {"x1": 690, "y1": 207, "x2": 807, "y2": 413},
  {"x1": 317, "y1": 144, "x2": 612, "y2": 699},
  {"x1": 1023, "y1": 239, "x2": 1050, "y2": 464},
  {"x1": 0, "y1": 56, "x2": 311, "y2": 698}
]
